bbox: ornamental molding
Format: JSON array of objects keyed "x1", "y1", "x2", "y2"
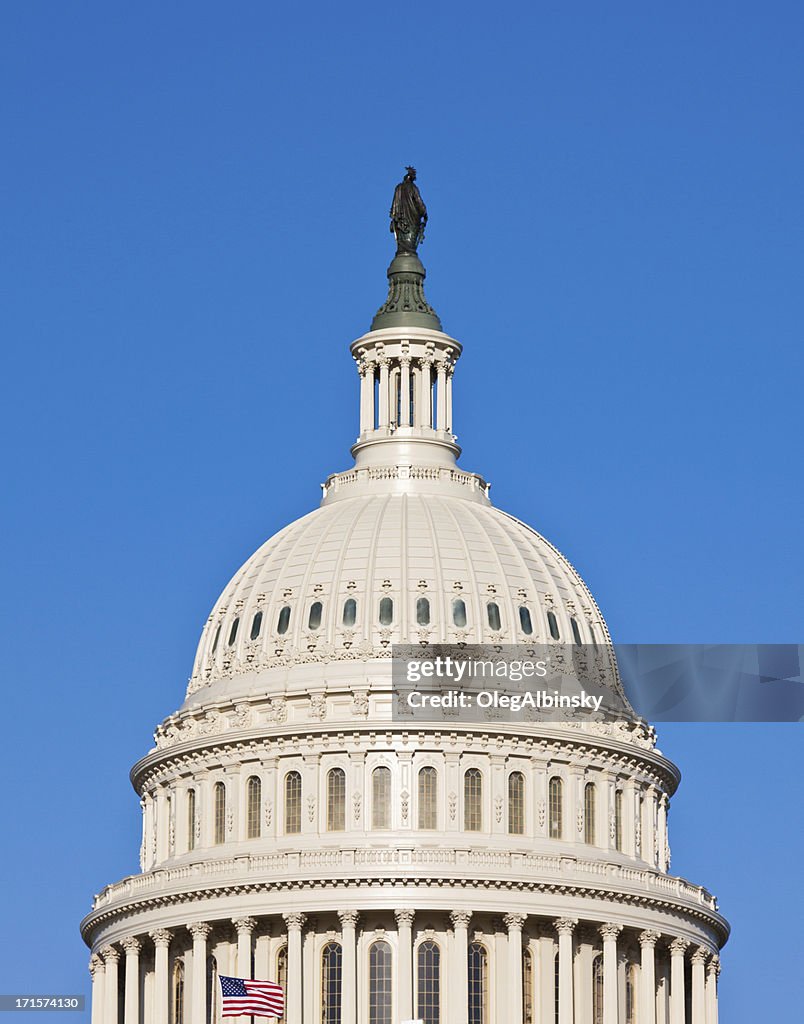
[{"x1": 83, "y1": 869, "x2": 728, "y2": 951}]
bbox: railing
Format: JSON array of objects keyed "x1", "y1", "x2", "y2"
[{"x1": 92, "y1": 846, "x2": 718, "y2": 913}]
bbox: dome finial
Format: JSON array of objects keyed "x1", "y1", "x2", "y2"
[{"x1": 371, "y1": 167, "x2": 442, "y2": 331}]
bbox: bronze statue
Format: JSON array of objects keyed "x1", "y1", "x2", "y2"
[{"x1": 390, "y1": 166, "x2": 428, "y2": 254}]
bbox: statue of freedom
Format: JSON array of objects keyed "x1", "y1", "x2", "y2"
[{"x1": 389, "y1": 166, "x2": 428, "y2": 254}]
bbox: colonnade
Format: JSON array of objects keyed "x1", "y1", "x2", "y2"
[
  {"x1": 357, "y1": 354, "x2": 454, "y2": 435},
  {"x1": 89, "y1": 909, "x2": 720, "y2": 1024}
]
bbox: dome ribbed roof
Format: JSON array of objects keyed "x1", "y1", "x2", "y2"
[{"x1": 187, "y1": 491, "x2": 611, "y2": 702}]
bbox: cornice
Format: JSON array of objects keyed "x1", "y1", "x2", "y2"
[
  {"x1": 130, "y1": 722, "x2": 679, "y2": 795},
  {"x1": 79, "y1": 872, "x2": 729, "y2": 950}
]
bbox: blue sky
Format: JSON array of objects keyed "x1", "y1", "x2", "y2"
[{"x1": 0, "y1": 2, "x2": 801, "y2": 1021}]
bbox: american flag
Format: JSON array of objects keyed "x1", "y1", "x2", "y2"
[{"x1": 219, "y1": 975, "x2": 285, "y2": 1018}]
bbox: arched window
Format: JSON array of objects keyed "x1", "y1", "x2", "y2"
[
  {"x1": 593, "y1": 955, "x2": 604, "y2": 1024},
  {"x1": 284, "y1": 771, "x2": 301, "y2": 834},
  {"x1": 250, "y1": 610, "x2": 263, "y2": 640},
  {"x1": 369, "y1": 940, "x2": 392, "y2": 1024},
  {"x1": 213, "y1": 782, "x2": 226, "y2": 845},
  {"x1": 547, "y1": 610, "x2": 560, "y2": 640},
  {"x1": 342, "y1": 598, "x2": 357, "y2": 627},
  {"x1": 508, "y1": 771, "x2": 525, "y2": 835},
  {"x1": 206, "y1": 956, "x2": 218, "y2": 1024},
  {"x1": 186, "y1": 789, "x2": 196, "y2": 851},
  {"x1": 416, "y1": 596, "x2": 431, "y2": 626},
  {"x1": 418, "y1": 766, "x2": 438, "y2": 830},
  {"x1": 571, "y1": 616, "x2": 583, "y2": 645},
  {"x1": 548, "y1": 776, "x2": 563, "y2": 839},
  {"x1": 227, "y1": 617, "x2": 239, "y2": 646},
  {"x1": 321, "y1": 942, "x2": 342, "y2": 1024},
  {"x1": 584, "y1": 782, "x2": 596, "y2": 845},
  {"x1": 625, "y1": 963, "x2": 638, "y2": 1024},
  {"x1": 308, "y1": 601, "x2": 323, "y2": 630},
  {"x1": 519, "y1": 606, "x2": 533, "y2": 635},
  {"x1": 327, "y1": 768, "x2": 346, "y2": 831},
  {"x1": 275, "y1": 946, "x2": 287, "y2": 1024},
  {"x1": 417, "y1": 939, "x2": 441, "y2": 1024},
  {"x1": 172, "y1": 961, "x2": 185, "y2": 1024},
  {"x1": 614, "y1": 790, "x2": 623, "y2": 852},
  {"x1": 246, "y1": 776, "x2": 261, "y2": 839},
  {"x1": 468, "y1": 942, "x2": 488, "y2": 1024},
  {"x1": 464, "y1": 768, "x2": 482, "y2": 831},
  {"x1": 522, "y1": 946, "x2": 534, "y2": 1024},
  {"x1": 452, "y1": 598, "x2": 467, "y2": 628},
  {"x1": 379, "y1": 597, "x2": 394, "y2": 626},
  {"x1": 487, "y1": 602, "x2": 501, "y2": 631},
  {"x1": 277, "y1": 605, "x2": 291, "y2": 635},
  {"x1": 372, "y1": 766, "x2": 391, "y2": 829},
  {"x1": 211, "y1": 624, "x2": 221, "y2": 654}
]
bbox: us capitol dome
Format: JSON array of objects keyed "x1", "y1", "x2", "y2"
[{"x1": 82, "y1": 171, "x2": 728, "y2": 1024}]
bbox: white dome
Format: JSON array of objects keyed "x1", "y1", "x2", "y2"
[{"x1": 187, "y1": 488, "x2": 612, "y2": 702}]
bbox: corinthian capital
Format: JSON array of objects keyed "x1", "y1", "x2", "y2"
[
  {"x1": 395, "y1": 909, "x2": 415, "y2": 928},
  {"x1": 100, "y1": 945, "x2": 120, "y2": 965},
  {"x1": 338, "y1": 910, "x2": 360, "y2": 929},
  {"x1": 121, "y1": 937, "x2": 142, "y2": 955},
  {"x1": 669, "y1": 937, "x2": 690, "y2": 957},
  {"x1": 232, "y1": 917, "x2": 257, "y2": 936},
  {"x1": 554, "y1": 918, "x2": 578, "y2": 936},
  {"x1": 598, "y1": 922, "x2": 623, "y2": 942},
  {"x1": 639, "y1": 930, "x2": 661, "y2": 949},
  {"x1": 188, "y1": 922, "x2": 212, "y2": 942},
  {"x1": 149, "y1": 929, "x2": 172, "y2": 949},
  {"x1": 283, "y1": 912, "x2": 306, "y2": 931},
  {"x1": 691, "y1": 946, "x2": 709, "y2": 965},
  {"x1": 503, "y1": 913, "x2": 527, "y2": 932},
  {"x1": 88, "y1": 955, "x2": 104, "y2": 977},
  {"x1": 707, "y1": 955, "x2": 721, "y2": 977},
  {"x1": 450, "y1": 910, "x2": 472, "y2": 930}
]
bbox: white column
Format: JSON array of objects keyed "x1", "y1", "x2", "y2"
[
  {"x1": 691, "y1": 949, "x2": 707, "y2": 1024},
  {"x1": 555, "y1": 918, "x2": 576, "y2": 1024},
  {"x1": 359, "y1": 361, "x2": 373, "y2": 433},
  {"x1": 283, "y1": 912, "x2": 305, "y2": 1024},
  {"x1": 418, "y1": 358, "x2": 432, "y2": 427},
  {"x1": 436, "y1": 361, "x2": 447, "y2": 430},
  {"x1": 705, "y1": 956, "x2": 719, "y2": 1024},
  {"x1": 378, "y1": 359, "x2": 390, "y2": 428},
  {"x1": 395, "y1": 909, "x2": 415, "y2": 1021},
  {"x1": 669, "y1": 938, "x2": 688, "y2": 1024},
  {"x1": 338, "y1": 911, "x2": 359, "y2": 1024},
  {"x1": 504, "y1": 914, "x2": 526, "y2": 1024},
  {"x1": 445, "y1": 364, "x2": 454, "y2": 432},
  {"x1": 155, "y1": 787, "x2": 169, "y2": 863},
  {"x1": 89, "y1": 955, "x2": 105, "y2": 1024},
  {"x1": 102, "y1": 947, "x2": 120, "y2": 1024},
  {"x1": 658, "y1": 794, "x2": 670, "y2": 872},
  {"x1": 121, "y1": 939, "x2": 141, "y2": 1024},
  {"x1": 233, "y1": 917, "x2": 257, "y2": 975},
  {"x1": 644, "y1": 787, "x2": 657, "y2": 867},
  {"x1": 233, "y1": 917, "x2": 257, "y2": 1023},
  {"x1": 450, "y1": 910, "x2": 471, "y2": 1024},
  {"x1": 537, "y1": 931, "x2": 555, "y2": 1024},
  {"x1": 150, "y1": 929, "x2": 172, "y2": 1024},
  {"x1": 639, "y1": 931, "x2": 659, "y2": 1024},
  {"x1": 599, "y1": 923, "x2": 622, "y2": 1024},
  {"x1": 189, "y1": 923, "x2": 212, "y2": 1024},
  {"x1": 143, "y1": 794, "x2": 155, "y2": 869},
  {"x1": 400, "y1": 357, "x2": 411, "y2": 427}
]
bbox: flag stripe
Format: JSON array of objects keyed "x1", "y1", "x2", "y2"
[{"x1": 219, "y1": 975, "x2": 284, "y2": 1018}]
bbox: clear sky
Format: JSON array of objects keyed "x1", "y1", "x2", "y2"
[{"x1": 0, "y1": 2, "x2": 801, "y2": 1022}]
